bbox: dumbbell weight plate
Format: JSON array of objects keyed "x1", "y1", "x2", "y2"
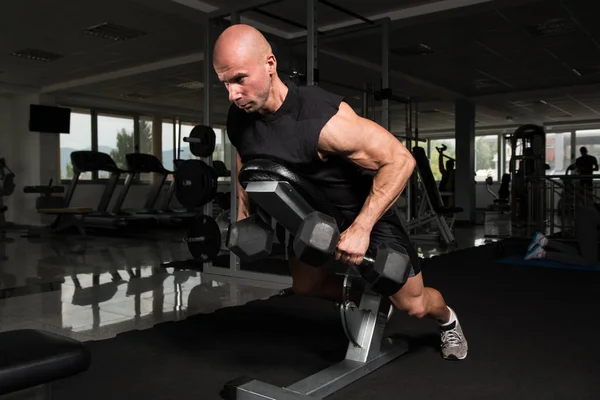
[
  {"x1": 188, "y1": 125, "x2": 217, "y2": 158},
  {"x1": 184, "y1": 215, "x2": 222, "y2": 261}
]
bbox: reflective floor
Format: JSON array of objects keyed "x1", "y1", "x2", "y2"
[{"x1": 0, "y1": 225, "x2": 489, "y2": 342}]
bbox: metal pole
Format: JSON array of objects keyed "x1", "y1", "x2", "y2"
[
  {"x1": 406, "y1": 100, "x2": 413, "y2": 222},
  {"x1": 381, "y1": 17, "x2": 390, "y2": 131},
  {"x1": 362, "y1": 82, "x2": 368, "y2": 118},
  {"x1": 230, "y1": 12, "x2": 241, "y2": 272},
  {"x1": 497, "y1": 133, "x2": 503, "y2": 181},
  {"x1": 172, "y1": 118, "x2": 176, "y2": 161},
  {"x1": 370, "y1": 83, "x2": 376, "y2": 121},
  {"x1": 307, "y1": 0, "x2": 318, "y2": 85},
  {"x1": 203, "y1": 14, "x2": 214, "y2": 269},
  {"x1": 413, "y1": 98, "x2": 419, "y2": 145}
]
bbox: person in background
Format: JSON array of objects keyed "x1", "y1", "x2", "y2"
[
  {"x1": 574, "y1": 146, "x2": 598, "y2": 192},
  {"x1": 437, "y1": 147, "x2": 455, "y2": 207},
  {"x1": 525, "y1": 204, "x2": 600, "y2": 266}
]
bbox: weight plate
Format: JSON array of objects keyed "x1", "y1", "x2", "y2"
[
  {"x1": 175, "y1": 160, "x2": 214, "y2": 209},
  {"x1": 189, "y1": 125, "x2": 216, "y2": 158},
  {"x1": 186, "y1": 215, "x2": 221, "y2": 261},
  {"x1": 206, "y1": 164, "x2": 218, "y2": 204},
  {"x1": 197, "y1": 163, "x2": 218, "y2": 206}
]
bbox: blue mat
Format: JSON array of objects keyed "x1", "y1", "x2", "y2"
[{"x1": 498, "y1": 255, "x2": 600, "y2": 272}]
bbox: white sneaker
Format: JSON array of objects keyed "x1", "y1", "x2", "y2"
[
  {"x1": 527, "y1": 232, "x2": 546, "y2": 252},
  {"x1": 524, "y1": 244, "x2": 544, "y2": 260},
  {"x1": 441, "y1": 319, "x2": 468, "y2": 360}
]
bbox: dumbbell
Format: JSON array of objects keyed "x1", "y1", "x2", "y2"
[
  {"x1": 227, "y1": 214, "x2": 275, "y2": 262},
  {"x1": 293, "y1": 211, "x2": 410, "y2": 297}
]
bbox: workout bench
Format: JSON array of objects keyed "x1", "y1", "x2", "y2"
[
  {"x1": 221, "y1": 159, "x2": 410, "y2": 400},
  {"x1": 0, "y1": 329, "x2": 90, "y2": 399},
  {"x1": 23, "y1": 183, "x2": 93, "y2": 237}
]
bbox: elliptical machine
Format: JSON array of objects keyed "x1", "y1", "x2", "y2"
[{"x1": 506, "y1": 124, "x2": 547, "y2": 231}]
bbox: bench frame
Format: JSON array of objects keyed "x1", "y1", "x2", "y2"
[{"x1": 221, "y1": 180, "x2": 409, "y2": 399}]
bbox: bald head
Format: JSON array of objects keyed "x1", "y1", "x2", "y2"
[
  {"x1": 214, "y1": 24, "x2": 272, "y2": 66},
  {"x1": 213, "y1": 24, "x2": 281, "y2": 114}
]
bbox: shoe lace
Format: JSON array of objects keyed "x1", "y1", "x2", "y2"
[{"x1": 441, "y1": 329, "x2": 462, "y2": 347}]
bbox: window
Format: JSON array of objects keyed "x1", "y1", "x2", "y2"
[
  {"x1": 138, "y1": 117, "x2": 153, "y2": 155},
  {"x1": 474, "y1": 135, "x2": 499, "y2": 182},
  {"x1": 546, "y1": 132, "x2": 571, "y2": 174},
  {"x1": 212, "y1": 127, "x2": 225, "y2": 162},
  {"x1": 575, "y1": 129, "x2": 600, "y2": 174},
  {"x1": 429, "y1": 139, "x2": 455, "y2": 181},
  {"x1": 97, "y1": 113, "x2": 134, "y2": 178},
  {"x1": 162, "y1": 120, "x2": 177, "y2": 174},
  {"x1": 61, "y1": 110, "x2": 92, "y2": 180}
]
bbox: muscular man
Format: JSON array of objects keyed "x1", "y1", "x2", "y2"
[{"x1": 213, "y1": 24, "x2": 468, "y2": 360}]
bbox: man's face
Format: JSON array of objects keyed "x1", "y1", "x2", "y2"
[{"x1": 214, "y1": 53, "x2": 271, "y2": 113}]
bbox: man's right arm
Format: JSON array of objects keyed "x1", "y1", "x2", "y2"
[{"x1": 236, "y1": 151, "x2": 250, "y2": 221}]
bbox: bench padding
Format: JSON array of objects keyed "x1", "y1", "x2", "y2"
[{"x1": 0, "y1": 329, "x2": 91, "y2": 395}]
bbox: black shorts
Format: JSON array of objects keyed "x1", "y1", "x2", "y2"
[{"x1": 287, "y1": 209, "x2": 421, "y2": 277}]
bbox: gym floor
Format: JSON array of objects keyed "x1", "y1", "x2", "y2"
[{"x1": 0, "y1": 226, "x2": 485, "y2": 341}]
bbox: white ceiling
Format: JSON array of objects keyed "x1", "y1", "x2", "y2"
[{"x1": 2, "y1": 0, "x2": 600, "y2": 133}]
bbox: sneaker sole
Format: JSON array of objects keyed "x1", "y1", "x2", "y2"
[{"x1": 442, "y1": 353, "x2": 467, "y2": 360}]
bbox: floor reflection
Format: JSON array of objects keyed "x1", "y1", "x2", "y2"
[{"x1": 0, "y1": 225, "x2": 488, "y2": 341}]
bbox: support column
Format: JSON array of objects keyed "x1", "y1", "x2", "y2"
[{"x1": 455, "y1": 99, "x2": 476, "y2": 223}]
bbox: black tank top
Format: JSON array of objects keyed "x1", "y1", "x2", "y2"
[{"x1": 227, "y1": 80, "x2": 373, "y2": 214}]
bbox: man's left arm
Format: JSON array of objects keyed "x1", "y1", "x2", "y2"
[{"x1": 318, "y1": 102, "x2": 415, "y2": 263}]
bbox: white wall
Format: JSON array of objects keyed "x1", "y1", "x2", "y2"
[{"x1": 0, "y1": 94, "x2": 42, "y2": 224}]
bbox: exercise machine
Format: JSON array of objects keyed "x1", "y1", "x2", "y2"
[
  {"x1": 221, "y1": 159, "x2": 410, "y2": 400},
  {"x1": 112, "y1": 153, "x2": 199, "y2": 226},
  {"x1": 405, "y1": 147, "x2": 462, "y2": 247},
  {"x1": 483, "y1": 175, "x2": 512, "y2": 239},
  {"x1": 506, "y1": 124, "x2": 546, "y2": 230},
  {"x1": 435, "y1": 144, "x2": 456, "y2": 208},
  {"x1": 63, "y1": 151, "x2": 155, "y2": 231}
]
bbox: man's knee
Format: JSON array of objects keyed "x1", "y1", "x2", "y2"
[{"x1": 400, "y1": 295, "x2": 427, "y2": 318}]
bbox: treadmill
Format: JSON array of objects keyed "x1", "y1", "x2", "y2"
[
  {"x1": 112, "y1": 153, "x2": 199, "y2": 225},
  {"x1": 65, "y1": 151, "x2": 156, "y2": 230},
  {"x1": 157, "y1": 159, "x2": 188, "y2": 214}
]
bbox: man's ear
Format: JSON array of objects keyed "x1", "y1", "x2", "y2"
[{"x1": 266, "y1": 54, "x2": 277, "y2": 75}]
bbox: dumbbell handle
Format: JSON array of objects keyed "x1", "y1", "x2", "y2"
[
  {"x1": 184, "y1": 137, "x2": 204, "y2": 143},
  {"x1": 361, "y1": 255, "x2": 375, "y2": 267},
  {"x1": 183, "y1": 236, "x2": 207, "y2": 243}
]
